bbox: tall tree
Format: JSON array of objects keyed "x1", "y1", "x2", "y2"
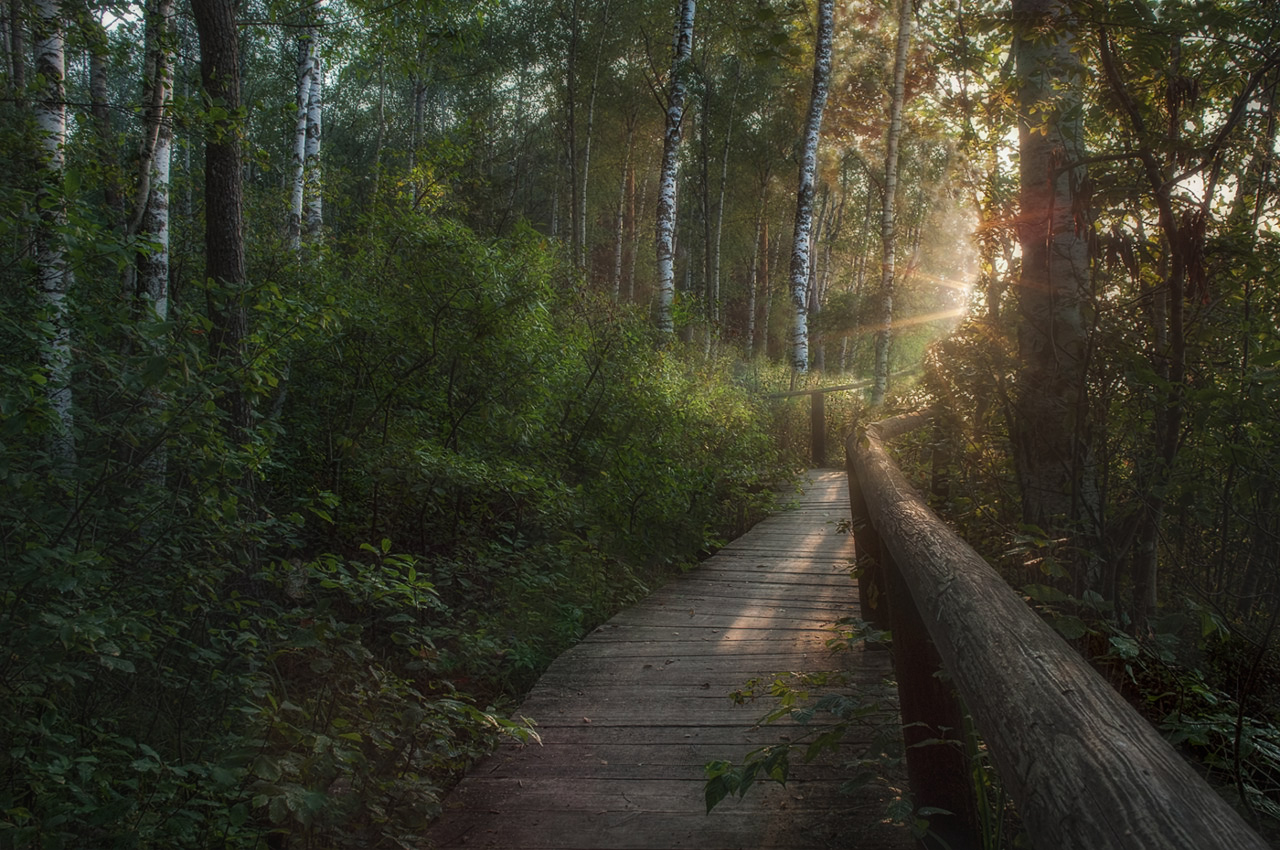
[
  {"x1": 132, "y1": 0, "x2": 177, "y2": 322},
  {"x1": 870, "y1": 0, "x2": 913, "y2": 404},
  {"x1": 289, "y1": 0, "x2": 324, "y2": 249},
  {"x1": 305, "y1": 29, "x2": 323, "y2": 237},
  {"x1": 32, "y1": 0, "x2": 74, "y2": 466},
  {"x1": 289, "y1": 32, "x2": 315, "y2": 249},
  {"x1": 192, "y1": 0, "x2": 252, "y2": 443},
  {"x1": 1010, "y1": 0, "x2": 1095, "y2": 589},
  {"x1": 1095, "y1": 6, "x2": 1279, "y2": 626},
  {"x1": 787, "y1": 0, "x2": 834, "y2": 373},
  {"x1": 654, "y1": 0, "x2": 695, "y2": 335}
]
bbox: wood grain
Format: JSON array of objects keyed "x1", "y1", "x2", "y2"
[
  {"x1": 422, "y1": 471, "x2": 914, "y2": 850},
  {"x1": 851, "y1": 415, "x2": 1272, "y2": 850}
]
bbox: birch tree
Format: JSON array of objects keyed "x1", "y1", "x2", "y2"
[
  {"x1": 289, "y1": 4, "x2": 322, "y2": 250},
  {"x1": 133, "y1": 0, "x2": 176, "y2": 322},
  {"x1": 305, "y1": 38, "x2": 323, "y2": 237},
  {"x1": 288, "y1": 34, "x2": 314, "y2": 250},
  {"x1": 32, "y1": 0, "x2": 74, "y2": 465},
  {"x1": 870, "y1": 0, "x2": 912, "y2": 404},
  {"x1": 654, "y1": 0, "x2": 695, "y2": 335},
  {"x1": 787, "y1": 0, "x2": 833, "y2": 373}
]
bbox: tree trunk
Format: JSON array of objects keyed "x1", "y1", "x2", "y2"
[
  {"x1": 871, "y1": 0, "x2": 912, "y2": 405},
  {"x1": 33, "y1": 0, "x2": 74, "y2": 467},
  {"x1": 1011, "y1": 0, "x2": 1093, "y2": 588},
  {"x1": 746, "y1": 178, "x2": 767, "y2": 358},
  {"x1": 654, "y1": 0, "x2": 695, "y2": 335},
  {"x1": 192, "y1": 0, "x2": 252, "y2": 443},
  {"x1": 700, "y1": 88, "x2": 713, "y2": 353},
  {"x1": 787, "y1": 0, "x2": 833, "y2": 373},
  {"x1": 7, "y1": 0, "x2": 24, "y2": 99},
  {"x1": 304, "y1": 36, "x2": 323, "y2": 237},
  {"x1": 711, "y1": 74, "x2": 738, "y2": 335},
  {"x1": 629, "y1": 174, "x2": 647, "y2": 302},
  {"x1": 288, "y1": 33, "x2": 314, "y2": 250},
  {"x1": 613, "y1": 112, "x2": 636, "y2": 298},
  {"x1": 135, "y1": 0, "x2": 176, "y2": 320},
  {"x1": 762, "y1": 226, "x2": 778, "y2": 358},
  {"x1": 85, "y1": 12, "x2": 124, "y2": 218},
  {"x1": 564, "y1": 0, "x2": 580, "y2": 264},
  {"x1": 579, "y1": 0, "x2": 611, "y2": 270}
]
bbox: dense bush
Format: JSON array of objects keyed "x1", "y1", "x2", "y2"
[{"x1": 0, "y1": 204, "x2": 788, "y2": 847}]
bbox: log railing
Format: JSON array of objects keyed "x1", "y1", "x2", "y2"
[{"x1": 846, "y1": 411, "x2": 1270, "y2": 850}]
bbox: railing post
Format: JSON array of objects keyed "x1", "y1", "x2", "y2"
[
  {"x1": 845, "y1": 439, "x2": 889, "y2": 632},
  {"x1": 848, "y1": 411, "x2": 1272, "y2": 850},
  {"x1": 883, "y1": 549, "x2": 980, "y2": 849},
  {"x1": 848, "y1": 428, "x2": 978, "y2": 849},
  {"x1": 810, "y1": 391, "x2": 825, "y2": 466}
]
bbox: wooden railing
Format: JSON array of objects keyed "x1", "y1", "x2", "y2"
[
  {"x1": 767, "y1": 372, "x2": 921, "y2": 465},
  {"x1": 845, "y1": 411, "x2": 1270, "y2": 850}
]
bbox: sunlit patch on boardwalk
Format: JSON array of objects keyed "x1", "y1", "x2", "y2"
[{"x1": 423, "y1": 471, "x2": 913, "y2": 850}]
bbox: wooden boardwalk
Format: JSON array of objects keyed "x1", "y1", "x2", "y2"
[{"x1": 423, "y1": 471, "x2": 913, "y2": 850}]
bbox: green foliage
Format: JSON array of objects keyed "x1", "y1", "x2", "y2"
[
  {"x1": 703, "y1": 618, "x2": 902, "y2": 813},
  {"x1": 0, "y1": 160, "x2": 788, "y2": 846}
]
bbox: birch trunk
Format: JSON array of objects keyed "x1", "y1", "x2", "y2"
[
  {"x1": 1011, "y1": 0, "x2": 1092, "y2": 578},
  {"x1": 871, "y1": 0, "x2": 912, "y2": 405},
  {"x1": 787, "y1": 0, "x2": 833, "y2": 373},
  {"x1": 135, "y1": 0, "x2": 176, "y2": 321},
  {"x1": 289, "y1": 33, "x2": 315, "y2": 250},
  {"x1": 304, "y1": 41, "x2": 322, "y2": 236},
  {"x1": 654, "y1": 0, "x2": 695, "y2": 335},
  {"x1": 33, "y1": 0, "x2": 74, "y2": 466}
]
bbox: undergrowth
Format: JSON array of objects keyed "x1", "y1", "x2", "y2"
[{"x1": 0, "y1": 208, "x2": 791, "y2": 848}]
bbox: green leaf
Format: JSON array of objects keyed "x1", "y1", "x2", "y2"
[
  {"x1": 1109, "y1": 635, "x2": 1140, "y2": 660},
  {"x1": 252, "y1": 754, "x2": 282, "y2": 781},
  {"x1": 1051, "y1": 615, "x2": 1088, "y2": 640}
]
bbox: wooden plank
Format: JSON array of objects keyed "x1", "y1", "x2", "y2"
[
  {"x1": 423, "y1": 471, "x2": 914, "y2": 850},
  {"x1": 852, "y1": 417, "x2": 1272, "y2": 850}
]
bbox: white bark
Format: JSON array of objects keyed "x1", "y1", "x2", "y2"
[
  {"x1": 788, "y1": 0, "x2": 834, "y2": 373},
  {"x1": 654, "y1": 0, "x2": 695, "y2": 335},
  {"x1": 33, "y1": 0, "x2": 74, "y2": 466},
  {"x1": 304, "y1": 47, "x2": 322, "y2": 236},
  {"x1": 288, "y1": 34, "x2": 314, "y2": 250},
  {"x1": 871, "y1": 0, "x2": 912, "y2": 406},
  {"x1": 135, "y1": 0, "x2": 176, "y2": 321}
]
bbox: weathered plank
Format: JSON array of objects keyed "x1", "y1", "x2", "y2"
[
  {"x1": 851, "y1": 415, "x2": 1272, "y2": 850},
  {"x1": 422, "y1": 471, "x2": 913, "y2": 850}
]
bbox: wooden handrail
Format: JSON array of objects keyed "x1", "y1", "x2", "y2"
[{"x1": 846, "y1": 411, "x2": 1270, "y2": 850}]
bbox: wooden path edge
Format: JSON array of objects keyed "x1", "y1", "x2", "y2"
[{"x1": 421, "y1": 471, "x2": 914, "y2": 850}]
